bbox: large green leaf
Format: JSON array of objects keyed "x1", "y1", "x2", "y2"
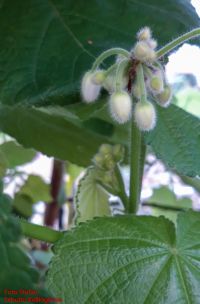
[
  {"x1": 0, "y1": 188, "x2": 48, "y2": 297},
  {"x1": 47, "y1": 211, "x2": 200, "y2": 303},
  {"x1": 145, "y1": 104, "x2": 200, "y2": 177},
  {"x1": 0, "y1": 0, "x2": 198, "y2": 106},
  {"x1": 0, "y1": 105, "x2": 112, "y2": 166},
  {"x1": 75, "y1": 167, "x2": 111, "y2": 223}
]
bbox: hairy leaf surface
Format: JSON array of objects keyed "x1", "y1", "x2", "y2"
[{"x1": 47, "y1": 211, "x2": 200, "y2": 303}]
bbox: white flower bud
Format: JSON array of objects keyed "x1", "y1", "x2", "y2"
[
  {"x1": 92, "y1": 70, "x2": 105, "y2": 85},
  {"x1": 137, "y1": 27, "x2": 152, "y2": 41},
  {"x1": 81, "y1": 71, "x2": 101, "y2": 103},
  {"x1": 156, "y1": 85, "x2": 172, "y2": 107},
  {"x1": 147, "y1": 38, "x2": 158, "y2": 50},
  {"x1": 109, "y1": 91, "x2": 132, "y2": 124},
  {"x1": 133, "y1": 41, "x2": 156, "y2": 63},
  {"x1": 134, "y1": 101, "x2": 156, "y2": 131}
]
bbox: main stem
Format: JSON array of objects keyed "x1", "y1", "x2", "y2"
[
  {"x1": 20, "y1": 218, "x2": 63, "y2": 243},
  {"x1": 128, "y1": 119, "x2": 142, "y2": 214}
]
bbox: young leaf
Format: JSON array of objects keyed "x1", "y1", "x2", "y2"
[
  {"x1": 19, "y1": 174, "x2": 51, "y2": 203},
  {"x1": 75, "y1": 167, "x2": 111, "y2": 223},
  {"x1": 47, "y1": 211, "x2": 200, "y2": 303},
  {"x1": 145, "y1": 186, "x2": 192, "y2": 223}
]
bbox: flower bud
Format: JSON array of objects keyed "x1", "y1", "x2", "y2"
[
  {"x1": 99, "y1": 144, "x2": 113, "y2": 156},
  {"x1": 92, "y1": 70, "x2": 105, "y2": 85},
  {"x1": 133, "y1": 41, "x2": 156, "y2": 63},
  {"x1": 137, "y1": 27, "x2": 151, "y2": 41},
  {"x1": 156, "y1": 85, "x2": 172, "y2": 107},
  {"x1": 112, "y1": 144, "x2": 125, "y2": 162},
  {"x1": 134, "y1": 101, "x2": 156, "y2": 131},
  {"x1": 103, "y1": 172, "x2": 113, "y2": 184},
  {"x1": 104, "y1": 154, "x2": 116, "y2": 171},
  {"x1": 93, "y1": 153, "x2": 104, "y2": 168},
  {"x1": 81, "y1": 71, "x2": 101, "y2": 103},
  {"x1": 103, "y1": 73, "x2": 128, "y2": 93},
  {"x1": 149, "y1": 74, "x2": 164, "y2": 94},
  {"x1": 147, "y1": 39, "x2": 158, "y2": 50},
  {"x1": 109, "y1": 91, "x2": 132, "y2": 124}
]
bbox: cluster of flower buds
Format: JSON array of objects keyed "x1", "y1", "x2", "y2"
[
  {"x1": 92, "y1": 144, "x2": 125, "y2": 191},
  {"x1": 81, "y1": 27, "x2": 172, "y2": 131},
  {"x1": 93, "y1": 143, "x2": 125, "y2": 171}
]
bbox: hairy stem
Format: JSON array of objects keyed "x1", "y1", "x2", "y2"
[
  {"x1": 114, "y1": 164, "x2": 129, "y2": 210},
  {"x1": 157, "y1": 27, "x2": 200, "y2": 58},
  {"x1": 128, "y1": 119, "x2": 142, "y2": 214},
  {"x1": 20, "y1": 219, "x2": 63, "y2": 243},
  {"x1": 91, "y1": 48, "x2": 130, "y2": 71}
]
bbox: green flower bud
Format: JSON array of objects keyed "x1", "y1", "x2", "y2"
[
  {"x1": 92, "y1": 70, "x2": 105, "y2": 85},
  {"x1": 134, "y1": 101, "x2": 156, "y2": 131},
  {"x1": 93, "y1": 153, "x2": 104, "y2": 168},
  {"x1": 112, "y1": 144, "x2": 125, "y2": 162},
  {"x1": 149, "y1": 75, "x2": 164, "y2": 94},
  {"x1": 99, "y1": 144, "x2": 113, "y2": 156},
  {"x1": 102, "y1": 172, "x2": 113, "y2": 184},
  {"x1": 103, "y1": 73, "x2": 128, "y2": 93},
  {"x1": 104, "y1": 154, "x2": 116, "y2": 171},
  {"x1": 109, "y1": 91, "x2": 132, "y2": 124},
  {"x1": 156, "y1": 85, "x2": 172, "y2": 107},
  {"x1": 81, "y1": 71, "x2": 101, "y2": 103}
]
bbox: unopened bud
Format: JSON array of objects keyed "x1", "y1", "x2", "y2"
[
  {"x1": 137, "y1": 27, "x2": 151, "y2": 41},
  {"x1": 104, "y1": 154, "x2": 115, "y2": 171},
  {"x1": 133, "y1": 41, "x2": 156, "y2": 63},
  {"x1": 149, "y1": 74, "x2": 164, "y2": 94},
  {"x1": 109, "y1": 91, "x2": 132, "y2": 124},
  {"x1": 112, "y1": 144, "x2": 125, "y2": 162},
  {"x1": 81, "y1": 71, "x2": 101, "y2": 103},
  {"x1": 99, "y1": 144, "x2": 113, "y2": 156},
  {"x1": 103, "y1": 172, "x2": 113, "y2": 184},
  {"x1": 147, "y1": 39, "x2": 157, "y2": 50},
  {"x1": 92, "y1": 70, "x2": 105, "y2": 85},
  {"x1": 156, "y1": 85, "x2": 172, "y2": 107},
  {"x1": 103, "y1": 73, "x2": 128, "y2": 93},
  {"x1": 93, "y1": 153, "x2": 104, "y2": 168},
  {"x1": 134, "y1": 101, "x2": 156, "y2": 131}
]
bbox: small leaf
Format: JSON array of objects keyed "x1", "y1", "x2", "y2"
[
  {"x1": 0, "y1": 140, "x2": 36, "y2": 168},
  {"x1": 47, "y1": 211, "x2": 200, "y2": 303},
  {"x1": 13, "y1": 194, "x2": 33, "y2": 218},
  {"x1": 75, "y1": 167, "x2": 111, "y2": 223},
  {"x1": 19, "y1": 174, "x2": 51, "y2": 203},
  {"x1": 146, "y1": 186, "x2": 192, "y2": 223}
]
